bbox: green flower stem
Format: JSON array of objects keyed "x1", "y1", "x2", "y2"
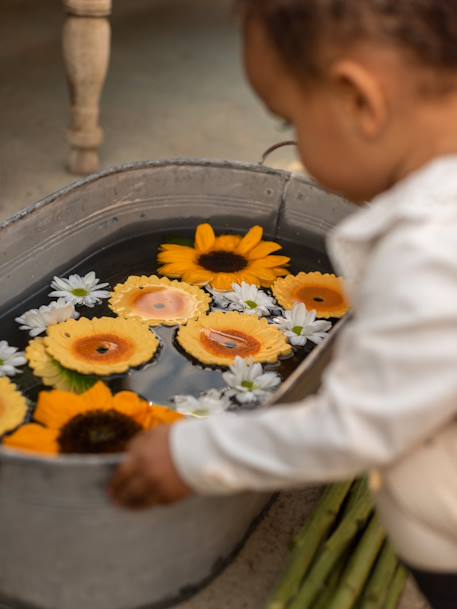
[
  {"x1": 358, "y1": 542, "x2": 398, "y2": 609},
  {"x1": 325, "y1": 515, "x2": 385, "y2": 609},
  {"x1": 312, "y1": 552, "x2": 348, "y2": 609},
  {"x1": 383, "y1": 566, "x2": 408, "y2": 609},
  {"x1": 287, "y1": 483, "x2": 373, "y2": 609},
  {"x1": 343, "y1": 478, "x2": 370, "y2": 516},
  {"x1": 266, "y1": 481, "x2": 352, "y2": 609}
]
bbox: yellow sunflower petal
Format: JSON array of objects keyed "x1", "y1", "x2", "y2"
[
  {"x1": 110, "y1": 275, "x2": 210, "y2": 327},
  {"x1": 3, "y1": 424, "x2": 59, "y2": 456},
  {"x1": 182, "y1": 269, "x2": 214, "y2": 286},
  {"x1": 35, "y1": 390, "x2": 86, "y2": 429},
  {"x1": 256, "y1": 255, "x2": 291, "y2": 268},
  {"x1": 177, "y1": 311, "x2": 292, "y2": 367},
  {"x1": 0, "y1": 378, "x2": 28, "y2": 435},
  {"x1": 211, "y1": 273, "x2": 241, "y2": 291},
  {"x1": 112, "y1": 392, "x2": 153, "y2": 426},
  {"x1": 157, "y1": 252, "x2": 197, "y2": 264},
  {"x1": 143, "y1": 405, "x2": 185, "y2": 429},
  {"x1": 158, "y1": 245, "x2": 196, "y2": 261},
  {"x1": 273, "y1": 267, "x2": 290, "y2": 277},
  {"x1": 235, "y1": 225, "x2": 264, "y2": 255},
  {"x1": 237, "y1": 272, "x2": 261, "y2": 286},
  {"x1": 81, "y1": 381, "x2": 113, "y2": 411},
  {"x1": 195, "y1": 224, "x2": 216, "y2": 253},
  {"x1": 214, "y1": 235, "x2": 242, "y2": 250},
  {"x1": 245, "y1": 264, "x2": 277, "y2": 283},
  {"x1": 247, "y1": 241, "x2": 283, "y2": 259},
  {"x1": 45, "y1": 317, "x2": 159, "y2": 375},
  {"x1": 272, "y1": 272, "x2": 350, "y2": 318},
  {"x1": 158, "y1": 262, "x2": 197, "y2": 277}
]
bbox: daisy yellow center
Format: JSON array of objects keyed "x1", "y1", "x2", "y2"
[
  {"x1": 0, "y1": 399, "x2": 4, "y2": 418},
  {"x1": 72, "y1": 334, "x2": 135, "y2": 364},
  {"x1": 200, "y1": 329, "x2": 261, "y2": 358},
  {"x1": 241, "y1": 380, "x2": 255, "y2": 391},
  {"x1": 58, "y1": 409, "x2": 142, "y2": 454},
  {"x1": 245, "y1": 300, "x2": 258, "y2": 310},
  {"x1": 295, "y1": 287, "x2": 343, "y2": 309},
  {"x1": 131, "y1": 287, "x2": 192, "y2": 318},
  {"x1": 198, "y1": 251, "x2": 247, "y2": 273},
  {"x1": 72, "y1": 288, "x2": 89, "y2": 297},
  {"x1": 292, "y1": 326, "x2": 303, "y2": 336}
]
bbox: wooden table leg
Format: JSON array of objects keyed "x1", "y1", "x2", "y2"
[{"x1": 62, "y1": 0, "x2": 112, "y2": 175}]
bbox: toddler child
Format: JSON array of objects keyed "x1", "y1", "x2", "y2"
[{"x1": 111, "y1": 3, "x2": 457, "y2": 607}]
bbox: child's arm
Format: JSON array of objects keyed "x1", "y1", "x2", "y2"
[{"x1": 111, "y1": 221, "x2": 457, "y2": 506}]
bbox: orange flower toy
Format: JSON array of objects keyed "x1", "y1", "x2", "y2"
[
  {"x1": 3, "y1": 382, "x2": 183, "y2": 456},
  {"x1": 0, "y1": 378, "x2": 28, "y2": 436},
  {"x1": 272, "y1": 272, "x2": 350, "y2": 319},
  {"x1": 177, "y1": 311, "x2": 292, "y2": 367},
  {"x1": 109, "y1": 275, "x2": 210, "y2": 327},
  {"x1": 157, "y1": 224, "x2": 290, "y2": 290}
]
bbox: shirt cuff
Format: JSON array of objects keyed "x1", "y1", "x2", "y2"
[{"x1": 170, "y1": 416, "x2": 244, "y2": 495}]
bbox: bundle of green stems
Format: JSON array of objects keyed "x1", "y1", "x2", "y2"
[{"x1": 267, "y1": 479, "x2": 407, "y2": 609}]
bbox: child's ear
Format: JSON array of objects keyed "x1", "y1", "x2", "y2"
[{"x1": 330, "y1": 60, "x2": 387, "y2": 139}]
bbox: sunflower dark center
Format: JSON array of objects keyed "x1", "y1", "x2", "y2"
[
  {"x1": 58, "y1": 409, "x2": 142, "y2": 454},
  {"x1": 198, "y1": 250, "x2": 247, "y2": 273}
]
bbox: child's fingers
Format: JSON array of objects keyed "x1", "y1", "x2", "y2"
[
  {"x1": 109, "y1": 456, "x2": 140, "y2": 497},
  {"x1": 111, "y1": 474, "x2": 154, "y2": 509}
]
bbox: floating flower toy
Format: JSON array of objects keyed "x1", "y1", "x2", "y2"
[
  {"x1": 272, "y1": 272, "x2": 350, "y2": 318},
  {"x1": 4, "y1": 382, "x2": 183, "y2": 456},
  {"x1": 109, "y1": 275, "x2": 210, "y2": 326},
  {"x1": 177, "y1": 311, "x2": 292, "y2": 367},
  {"x1": 157, "y1": 223, "x2": 290, "y2": 290}
]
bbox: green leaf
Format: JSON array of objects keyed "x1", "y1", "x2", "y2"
[{"x1": 54, "y1": 360, "x2": 98, "y2": 394}]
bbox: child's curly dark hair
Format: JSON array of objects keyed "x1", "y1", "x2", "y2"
[{"x1": 238, "y1": 0, "x2": 457, "y2": 81}]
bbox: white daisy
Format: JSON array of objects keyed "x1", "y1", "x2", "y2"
[
  {"x1": 15, "y1": 298, "x2": 79, "y2": 337},
  {"x1": 272, "y1": 303, "x2": 332, "y2": 347},
  {"x1": 223, "y1": 356, "x2": 281, "y2": 404},
  {"x1": 173, "y1": 389, "x2": 231, "y2": 418},
  {"x1": 49, "y1": 271, "x2": 110, "y2": 307},
  {"x1": 0, "y1": 341, "x2": 26, "y2": 377},
  {"x1": 222, "y1": 282, "x2": 276, "y2": 316}
]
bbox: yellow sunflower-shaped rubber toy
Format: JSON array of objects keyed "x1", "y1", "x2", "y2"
[
  {"x1": 26, "y1": 338, "x2": 96, "y2": 393},
  {"x1": 3, "y1": 382, "x2": 184, "y2": 456},
  {"x1": 0, "y1": 378, "x2": 28, "y2": 436},
  {"x1": 272, "y1": 272, "x2": 350, "y2": 319},
  {"x1": 177, "y1": 311, "x2": 292, "y2": 367},
  {"x1": 157, "y1": 224, "x2": 290, "y2": 290},
  {"x1": 45, "y1": 317, "x2": 159, "y2": 375},
  {"x1": 109, "y1": 275, "x2": 211, "y2": 327}
]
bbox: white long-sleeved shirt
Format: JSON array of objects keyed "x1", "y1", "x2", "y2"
[{"x1": 171, "y1": 157, "x2": 457, "y2": 497}]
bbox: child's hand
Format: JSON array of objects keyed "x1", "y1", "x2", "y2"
[{"x1": 109, "y1": 425, "x2": 192, "y2": 510}]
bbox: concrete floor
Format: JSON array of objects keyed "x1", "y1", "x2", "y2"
[{"x1": 0, "y1": 2, "x2": 428, "y2": 608}]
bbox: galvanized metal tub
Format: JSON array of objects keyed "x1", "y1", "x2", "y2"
[{"x1": 0, "y1": 160, "x2": 353, "y2": 609}]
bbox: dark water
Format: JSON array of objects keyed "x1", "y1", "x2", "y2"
[{"x1": 0, "y1": 230, "x2": 334, "y2": 410}]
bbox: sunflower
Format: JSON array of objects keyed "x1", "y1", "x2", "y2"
[
  {"x1": 157, "y1": 224, "x2": 290, "y2": 291},
  {"x1": 0, "y1": 378, "x2": 28, "y2": 436},
  {"x1": 26, "y1": 338, "x2": 97, "y2": 394},
  {"x1": 3, "y1": 382, "x2": 183, "y2": 456},
  {"x1": 272, "y1": 272, "x2": 350, "y2": 319},
  {"x1": 45, "y1": 317, "x2": 159, "y2": 376},
  {"x1": 177, "y1": 311, "x2": 292, "y2": 367},
  {"x1": 109, "y1": 275, "x2": 211, "y2": 327}
]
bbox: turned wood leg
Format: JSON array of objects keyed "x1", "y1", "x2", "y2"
[{"x1": 62, "y1": 0, "x2": 112, "y2": 175}]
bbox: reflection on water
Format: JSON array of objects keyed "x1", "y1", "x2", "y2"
[{"x1": 0, "y1": 230, "x2": 334, "y2": 408}]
